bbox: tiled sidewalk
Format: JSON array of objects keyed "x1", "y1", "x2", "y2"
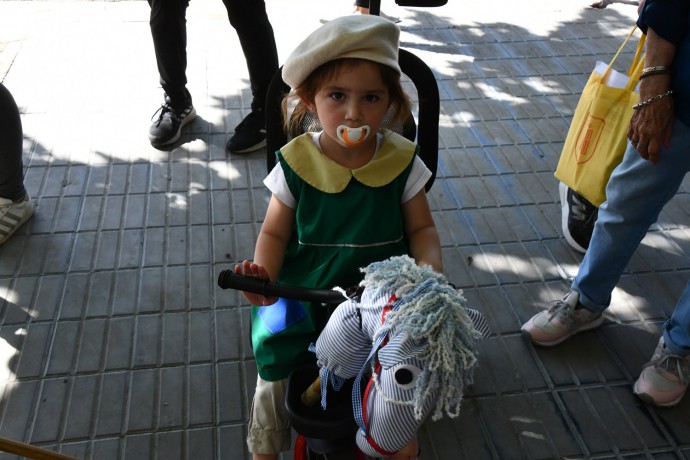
[{"x1": 1, "y1": 0, "x2": 689, "y2": 459}]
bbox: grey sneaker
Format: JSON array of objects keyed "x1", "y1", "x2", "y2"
[
  {"x1": 148, "y1": 95, "x2": 196, "y2": 148},
  {"x1": 0, "y1": 194, "x2": 34, "y2": 245},
  {"x1": 521, "y1": 290, "x2": 604, "y2": 346},
  {"x1": 633, "y1": 337, "x2": 690, "y2": 407}
]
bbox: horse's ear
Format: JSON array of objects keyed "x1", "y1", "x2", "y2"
[
  {"x1": 378, "y1": 333, "x2": 426, "y2": 369},
  {"x1": 315, "y1": 300, "x2": 370, "y2": 378}
]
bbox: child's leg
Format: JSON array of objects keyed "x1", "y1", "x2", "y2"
[
  {"x1": 247, "y1": 377, "x2": 291, "y2": 459},
  {"x1": 253, "y1": 454, "x2": 278, "y2": 460},
  {"x1": 384, "y1": 436, "x2": 419, "y2": 459}
]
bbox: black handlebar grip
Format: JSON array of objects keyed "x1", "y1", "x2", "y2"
[
  {"x1": 217, "y1": 270, "x2": 347, "y2": 305},
  {"x1": 218, "y1": 270, "x2": 271, "y2": 296}
]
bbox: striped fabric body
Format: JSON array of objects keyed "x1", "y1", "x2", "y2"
[
  {"x1": 315, "y1": 297, "x2": 375, "y2": 380},
  {"x1": 312, "y1": 256, "x2": 490, "y2": 456},
  {"x1": 316, "y1": 287, "x2": 427, "y2": 455}
]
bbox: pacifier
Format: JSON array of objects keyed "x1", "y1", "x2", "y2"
[{"x1": 337, "y1": 125, "x2": 371, "y2": 147}]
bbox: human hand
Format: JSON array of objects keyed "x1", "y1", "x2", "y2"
[
  {"x1": 234, "y1": 260, "x2": 279, "y2": 306},
  {"x1": 627, "y1": 94, "x2": 674, "y2": 165}
]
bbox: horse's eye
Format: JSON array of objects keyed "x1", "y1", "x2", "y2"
[{"x1": 393, "y1": 364, "x2": 421, "y2": 389}]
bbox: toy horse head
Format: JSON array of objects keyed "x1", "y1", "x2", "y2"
[{"x1": 313, "y1": 255, "x2": 489, "y2": 457}]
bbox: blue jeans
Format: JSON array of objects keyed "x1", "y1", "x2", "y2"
[
  {"x1": 573, "y1": 118, "x2": 690, "y2": 353},
  {"x1": 0, "y1": 83, "x2": 26, "y2": 202}
]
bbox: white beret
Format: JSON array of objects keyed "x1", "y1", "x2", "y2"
[{"x1": 282, "y1": 15, "x2": 401, "y2": 89}]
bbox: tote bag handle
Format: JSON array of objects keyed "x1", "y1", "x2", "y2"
[{"x1": 602, "y1": 25, "x2": 646, "y2": 91}]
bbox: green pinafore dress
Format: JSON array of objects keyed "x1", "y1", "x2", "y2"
[{"x1": 252, "y1": 130, "x2": 419, "y2": 381}]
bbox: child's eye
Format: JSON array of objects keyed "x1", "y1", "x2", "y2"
[
  {"x1": 364, "y1": 95, "x2": 380, "y2": 103},
  {"x1": 330, "y1": 92, "x2": 345, "y2": 101}
]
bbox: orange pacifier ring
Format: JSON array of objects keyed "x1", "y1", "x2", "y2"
[{"x1": 337, "y1": 125, "x2": 371, "y2": 147}]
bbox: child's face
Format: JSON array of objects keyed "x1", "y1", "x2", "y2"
[{"x1": 311, "y1": 61, "x2": 390, "y2": 151}]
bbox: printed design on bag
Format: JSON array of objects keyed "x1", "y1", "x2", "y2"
[{"x1": 575, "y1": 113, "x2": 605, "y2": 163}]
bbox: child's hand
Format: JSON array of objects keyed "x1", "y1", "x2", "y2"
[{"x1": 234, "y1": 260, "x2": 279, "y2": 306}]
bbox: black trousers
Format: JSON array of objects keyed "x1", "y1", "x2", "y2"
[
  {"x1": 148, "y1": 0, "x2": 279, "y2": 112},
  {"x1": 0, "y1": 83, "x2": 26, "y2": 202}
]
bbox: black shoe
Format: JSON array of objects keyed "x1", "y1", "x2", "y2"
[
  {"x1": 148, "y1": 95, "x2": 196, "y2": 148},
  {"x1": 226, "y1": 110, "x2": 267, "y2": 154},
  {"x1": 559, "y1": 182, "x2": 598, "y2": 253}
]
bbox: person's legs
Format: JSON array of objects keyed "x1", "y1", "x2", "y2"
[
  {"x1": 640, "y1": 280, "x2": 690, "y2": 406},
  {"x1": 574, "y1": 119, "x2": 690, "y2": 312},
  {"x1": 0, "y1": 83, "x2": 26, "y2": 201},
  {"x1": 664, "y1": 281, "x2": 690, "y2": 353},
  {"x1": 222, "y1": 0, "x2": 279, "y2": 153},
  {"x1": 148, "y1": 0, "x2": 190, "y2": 106},
  {"x1": 147, "y1": 0, "x2": 196, "y2": 147},
  {"x1": 223, "y1": 0, "x2": 277, "y2": 114},
  {"x1": 0, "y1": 83, "x2": 33, "y2": 245},
  {"x1": 523, "y1": 119, "x2": 690, "y2": 346},
  {"x1": 523, "y1": 119, "x2": 690, "y2": 405},
  {"x1": 634, "y1": 284, "x2": 690, "y2": 407}
]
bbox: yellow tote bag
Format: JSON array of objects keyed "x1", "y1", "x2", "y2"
[{"x1": 554, "y1": 26, "x2": 645, "y2": 207}]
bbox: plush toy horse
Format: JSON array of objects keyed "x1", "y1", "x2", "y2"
[{"x1": 310, "y1": 255, "x2": 490, "y2": 457}]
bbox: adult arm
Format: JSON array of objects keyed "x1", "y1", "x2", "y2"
[
  {"x1": 627, "y1": 26, "x2": 676, "y2": 164},
  {"x1": 630, "y1": 0, "x2": 689, "y2": 163}
]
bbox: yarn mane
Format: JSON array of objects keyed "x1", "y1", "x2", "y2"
[{"x1": 359, "y1": 255, "x2": 481, "y2": 421}]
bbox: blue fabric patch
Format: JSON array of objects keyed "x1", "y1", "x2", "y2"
[{"x1": 257, "y1": 298, "x2": 307, "y2": 335}]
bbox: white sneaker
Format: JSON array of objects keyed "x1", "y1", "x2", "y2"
[
  {"x1": 0, "y1": 194, "x2": 34, "y2": 245},
  {"x1": 633, "y1": 337, "x2": 690, "y2": 407},
  {"x1": 521, "y1": 290, "x2": 604, "y2": 346}
]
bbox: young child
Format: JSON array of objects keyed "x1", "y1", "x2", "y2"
[{"x1": 235, "y1": 15, "x2": 440, "y2": 460}]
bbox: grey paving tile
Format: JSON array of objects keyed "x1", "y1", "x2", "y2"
[
  {"x1": 2, "y1": 1, "x2": 687, "y2": 459},
  {"x1": 1, "y1": 381, "x2": 37, "y2": 441},
  {"x1": 14, "y1": 323, "x2": 52, "y2": 378},
  {"x1": 96, "y1": 371, "x2": 130, "y2": 437},
  {"x1": 64, "y1": 374, "x2": 101, "y2": 439},
  {"x1": 217, "y1": 362, "x2": 245, "y2": 424},
  {"x1": 32, "y1": 377, "x2": 70, "y2": 443},
  {"x1": 471, "y1": 335, "x2": 549, "y2": 394},
  {"x1": 128, "y1": 369, "x2": 157, "y2": 432},
  {"x1": 218, "y1": 425, "x2": 250, "y2": 460}
]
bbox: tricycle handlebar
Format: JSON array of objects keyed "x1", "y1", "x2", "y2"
[{"x1": 217, "y1": 270, "x2": 349, "y2": 305}]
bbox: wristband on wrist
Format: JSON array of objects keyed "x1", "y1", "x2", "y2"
[{"x1": 639, "y1": 65, "x2": 671, "y2": 80}]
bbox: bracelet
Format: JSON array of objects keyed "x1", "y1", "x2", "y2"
[
  {"x1": 640, "y1": 65, "x2": 671, "y2": 78},
  {"x1": 639, "y1": 69, "x2": 671, "y2": 80},
  {"x1": 632, "y1": 90, "x2": 674, "y2": 110}
]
